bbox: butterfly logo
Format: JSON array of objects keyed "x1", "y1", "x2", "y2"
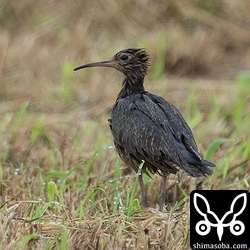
[{"x1": 193, "y1": 193, "x2": 247, "y2": 241}]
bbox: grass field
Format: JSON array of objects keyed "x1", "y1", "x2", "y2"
[{"x1": 0, "y1": 1, "x2": 250, "y2": 249}]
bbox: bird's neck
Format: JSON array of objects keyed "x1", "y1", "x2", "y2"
[{"x1": 117, "y1": 75, "x2": 146, "y2": 99}]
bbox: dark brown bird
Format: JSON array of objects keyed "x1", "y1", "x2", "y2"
[{"x1": 74, "y1": 48, "x2": 215, "y2": 211}]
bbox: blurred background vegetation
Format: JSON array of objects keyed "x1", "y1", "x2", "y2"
[
  {"x1": 0, "y1": 0, "x2": 250, "y2": 249},
  {"x1": 1, "y1": 0, "x2": 250, "y2": 164},
  {"x1": 1, "y1": 0, "x2": 250, "y2": 110}
]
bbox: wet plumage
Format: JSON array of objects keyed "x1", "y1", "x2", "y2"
[{"x1": 74, "y1": 48, "x2": 215, "y2": 211}]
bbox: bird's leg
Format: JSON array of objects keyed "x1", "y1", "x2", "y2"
[
  {"x1": 159, "y1": 174, "x2": 167, "y2": 212},
  {"x1": 138, "y1": 173, "x2": 147, "y2": 208}
]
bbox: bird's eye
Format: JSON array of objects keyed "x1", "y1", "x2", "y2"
[{"x1": 120, "y1": 54, "x2": 129, "y2": 60}]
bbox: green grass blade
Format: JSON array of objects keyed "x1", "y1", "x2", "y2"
[
  {"x1": 125, "y1": 160, "x2": 144, "y2": 216},
  {"x1": 204, "y1": 138, "x2": 232, "y2": 160},
  {"x1": 81, "y1": 151, "x2": 98, "y2": 189}
]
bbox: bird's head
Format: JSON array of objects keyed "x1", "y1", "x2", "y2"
[{"x1": 74, "y1": 48, "x2": 150, "y2": 78}]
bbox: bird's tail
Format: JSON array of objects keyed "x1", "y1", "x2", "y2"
[
  {"x1": 198, "y1": 159, "x2": 216, "y2": 176},
  {"x1": 202, "y1": 159, "x2": 216, "y2": 167}
]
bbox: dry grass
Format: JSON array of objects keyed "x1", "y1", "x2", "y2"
[{"x1": 0, "y1": 0, "x2": 250, "y2": 249}]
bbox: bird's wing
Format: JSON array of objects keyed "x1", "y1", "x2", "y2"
[
  {"x1": 139, "y1": 94, "x2": 215, "y2": 174},
  {"x1": 111, "y1": 93, "x2": 213, "y2": 177},
  {"x1": 147, "y1": 94, "x2": 202, "y2": 159},
  {"x1": 135, "y1": 95, "x2": 203, "y2": 163}
]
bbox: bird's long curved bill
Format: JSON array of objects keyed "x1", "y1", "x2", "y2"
[{"x1": 74, "y1": 60, "x2": 115, "y2": 71}]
